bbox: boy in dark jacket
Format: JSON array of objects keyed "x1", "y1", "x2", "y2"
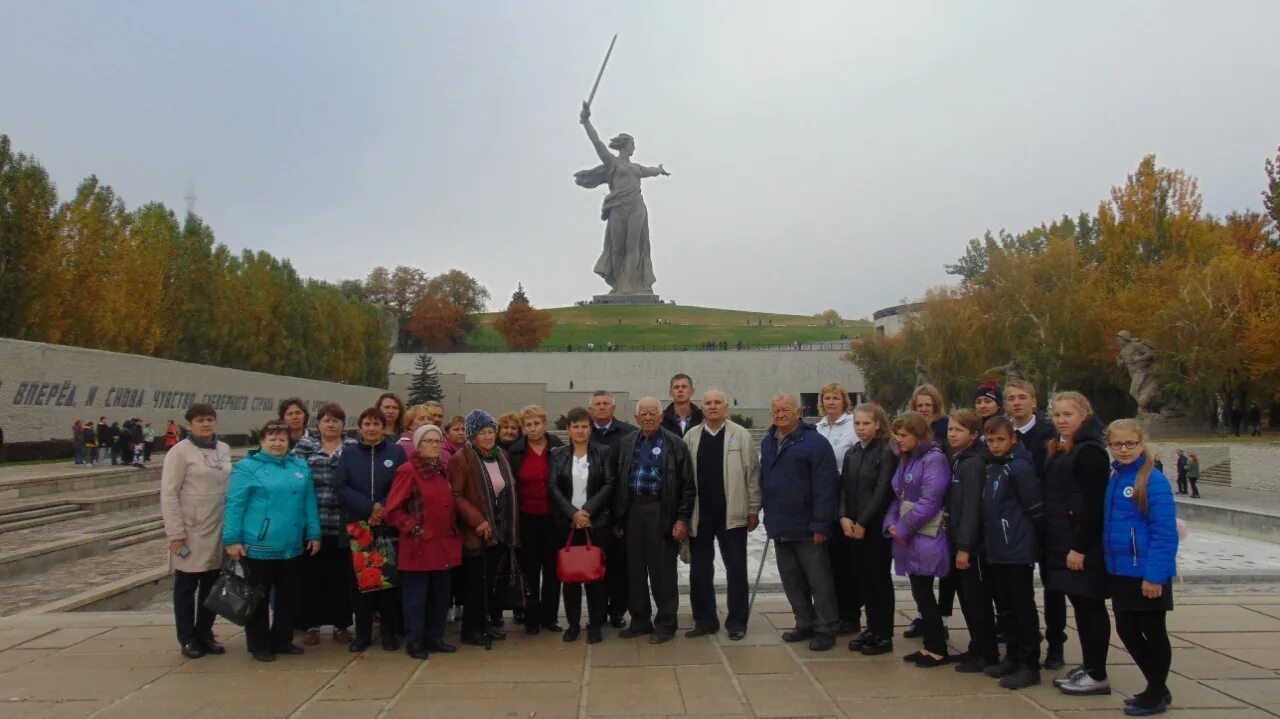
[
  {"x1": 945, "y1": 410, "x2": 999, "y2": 673},
  {"x1": 981, "y1": 416, "x2": 1044, "y2": 690}
]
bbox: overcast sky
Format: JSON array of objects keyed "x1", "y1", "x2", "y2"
[{"x1": 3, "y1": 2, "x2": 1278, "y2": 318}]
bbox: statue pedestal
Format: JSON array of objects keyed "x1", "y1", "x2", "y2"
[
  {"x1": 591, "y1": 293, "x2": 662, "y2": 305},
  {"x1": 1139, "y1": 413, "x2": 1202, "y2": 440}
]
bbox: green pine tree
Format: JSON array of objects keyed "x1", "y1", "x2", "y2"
[{"x1": 407, "y1": 353, "x2": 444, "y2": 404}]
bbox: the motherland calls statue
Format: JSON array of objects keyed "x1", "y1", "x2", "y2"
[
  {"x1": 575, "y1": 102, "x2": 668, "y2": 296},
  {"x1": 914, "y1": 359, "x2": 934, "y2": 388},
  {"x1": 1116, "y1": 330, "x2": 1161, "y2": 414}
]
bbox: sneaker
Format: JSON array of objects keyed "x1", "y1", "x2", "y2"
[
  {"x1": 1053, "y1": 665, "x2": 1088, "y2": 687},
  {"x1": 984, "y1": 659, "x2": 1017, "y2": 678},
  {"x1": 859, "y1": 637, "x2": 893, "y2": 656},
  {"x1": 903, "y1": 618, "x2": 923, "y2": 638},
  {"x1": 999, "y1": 666, "x2": 1041, "y2": 689},
  {"x1": 1058, "y1": 673, "x2": 1111, "y2": 696}
]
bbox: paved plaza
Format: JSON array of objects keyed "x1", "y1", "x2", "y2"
[{"x1": 4, "y1": 584, "x2": 1280, "y2": 718}]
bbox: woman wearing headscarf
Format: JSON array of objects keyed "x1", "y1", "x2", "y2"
[
  {"x1": 386, "y1": 424, "x2": 462, "y2": 659},
  {"x1": 448, "y1": 410, "x2": 520, "y2": 646}
]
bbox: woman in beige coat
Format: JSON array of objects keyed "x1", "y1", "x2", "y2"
[{"x1": 160, "y1": 402, "x2": 232, "y2": 659}]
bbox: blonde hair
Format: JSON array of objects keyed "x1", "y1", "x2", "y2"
[
  {"x1": 852, "y1": 402, "x2": 891, "y2": 443},
  {"x1": 911, "y1": 384, "x2": 946, "y2": 421},
  {"x1": 404, "y1": 404, "x2": 430, "y2": 430},
  {"x1": 1048, "y1": 391, "x2": 1093, "y2": 458},
  {"x1": 1106, "y1": 418, "x2": 1159, "y2": 513},
  {"x1": 819, "y1": 382, "x2": 851, "y2": 414},
  {"x1": 1004, "y1": 378, "x2": 1037, "y2": 400},
  {"x1": 891, "y1": 411, "x2": 933, "y2": 443},
  {"x1": 518, "y1": 404, "x2": 548, "y2": 425},
  {"x1": 948, "y1": 408, "x2": 983, "y2": 435}
]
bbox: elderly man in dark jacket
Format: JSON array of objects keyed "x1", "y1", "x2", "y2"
[
  {"x1": 613, "y1": 396, "x2": 695, "y2": 644},
  {"x1": 761, "y1": 393, "x2": 840, "y2": 651},
  {"x1": 589, "y1": 390, "x2": 639, "y2": 627}
]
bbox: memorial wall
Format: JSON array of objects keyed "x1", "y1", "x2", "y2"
[{"x1": 0, "y1": 339, "x2": 387, "y2": 442}]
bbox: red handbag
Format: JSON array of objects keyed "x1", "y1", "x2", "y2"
[{"x1": 557, "y1": 528, "x2": 607, "y2": 584}]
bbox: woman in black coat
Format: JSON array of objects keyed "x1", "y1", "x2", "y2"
[
  {"x1": 548, "y1": 407, "x2": 615, "y2": 644},
  {"x1": 1041, "y1": 392, "x2": 1112, "y2": 697},
  {"x1": 838, "y1": 403, "x2": 898, "y2": 655}
]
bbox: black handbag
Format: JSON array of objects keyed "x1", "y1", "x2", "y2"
[
  {"x1": 203, "y1": 557, "x2": 264, "y2": 626},
  {"x1": 494, "y1": 546, "x2": 525, "y2": 610}
]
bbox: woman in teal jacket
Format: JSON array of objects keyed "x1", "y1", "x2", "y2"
[
  {"x1": 1103, "y1": 419, "x2": 1178, "y2": 716},
  {"x1": 224, "y1": 420, "x2": 321, "y2": 662}
]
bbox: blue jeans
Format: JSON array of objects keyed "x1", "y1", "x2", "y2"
[{"x1": 401, "y1": 569, "x2": 452, "y2": 645}]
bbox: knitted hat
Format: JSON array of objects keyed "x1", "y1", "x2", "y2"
[
  {"x1": 412, "y1": 423, "x2": 443, "y2": 450},
  {"x1": 464, "y1": 409, "x2": 497, "y2": 439},
  {"x1": 974, "y1": 379, "x2": 1003, "y2": 407}
]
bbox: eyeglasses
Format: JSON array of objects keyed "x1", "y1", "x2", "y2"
[{"x1": 1107, "y1": 441, "x2": 1142, "y2": 451}]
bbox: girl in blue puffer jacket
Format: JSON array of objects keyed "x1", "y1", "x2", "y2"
[{"x1": 1103, "y1": 419, "x2": 1178, "y2": 716}]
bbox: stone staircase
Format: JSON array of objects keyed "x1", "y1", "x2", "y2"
[{"x1": 1200, "y1": 460, "x2": 1233, "y2": 486}]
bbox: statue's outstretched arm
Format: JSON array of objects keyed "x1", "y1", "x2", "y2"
[
  {"x1": 580, "y1": 102, "x2": 613, "y2": 166},
  {"x1": 638, "y1": 163, "x2": 670, "y2": 178}
]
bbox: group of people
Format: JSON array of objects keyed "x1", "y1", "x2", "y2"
[
  {"x1": 158, "y1": 374, "x2": 1179, "y2": 715},
  {"x1": 72, "y1": 416, "x2": 174, "y2": 467},
  {"x1": 774, "y1": 378, "x2": 1179, "y2": 716}
]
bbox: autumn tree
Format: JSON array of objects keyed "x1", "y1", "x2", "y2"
[
  {"x1": 424, "y1": 269, "x2": 490, "y2": 334},
  {"x1": 494, "y1": 286, "x2": 554, "y2": 351},
  {"x1": 0, "y1": 135, "x2": 59, "y2": 338},
  {"x1": 409, "y1": 297, "x2": 467, "y2": 351},
  {"x1": 1265, "y1": 145, "x2": 1280, "y2": 237},
  {"x1": 363, "y1": 265, "x2": 430, "y2": 351}
]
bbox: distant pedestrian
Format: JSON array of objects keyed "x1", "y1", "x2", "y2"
[
  {"x1": 143, "y1": 422, "x2": 156, "y2": 462},
  {"x1": 164, "y1": 420, "x2": 179, "y2": 451},
  {"x1": 1186, "y1": 454, "x2": 1201, "y2": 499},
  {"x1": 96, "y1": 418, "x2": 111, "y2": 465},
  {"x1": 1248, "y1": 403, "x2": 1263, "y2": 437},
  {"x1": 82, "y1": 421, "x2": 99, "y2": 465},
  {"x1": 1174, "y1": 450, "x2": 1188, "y2": 495},
  {"x1": 72, "y1": 420, "x2": 87, "y2": 464}
]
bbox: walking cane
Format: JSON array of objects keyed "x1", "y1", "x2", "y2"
[{"x1": 747, "y1": 534, "x2": 771, "y2": 616}]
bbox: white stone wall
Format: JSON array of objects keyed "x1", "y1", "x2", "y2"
[
  {"x1": 389, "y1": 350, "x2": 864, "y2": 412},
  {"x1": 0, "y1": 339, "x2": 388, "y2": 442},
  {"x1": 1147, "y1": 441, "x2": 1280, "y2": 492}
]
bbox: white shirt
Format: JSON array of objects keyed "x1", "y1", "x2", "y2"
[
  {"x1": 1015, "y1": 415, "x2": 1037, "y2": 436},
  {"x1": 571, "y1": 453, "x2": 590, "y2": 509},
  {"x1": 702, "y1": 421, "x2": 725, "y2": 437},
  {"x1": 816, "y1": 413, "x2": 857, "y2": 472}
]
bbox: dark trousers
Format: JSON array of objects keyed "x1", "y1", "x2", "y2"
[
  {"x1": 352, "y1": 586, "x2": 401, "y2": 642},
  {"x1": 143, "y1": 441, "x2": 152, "y2": 462},
  {"x1": 519, "y1": 513, "x2": 561, "y2": 627},
  {"x1": 908, "y1": 574, "x2": 948, "y2": 656},
  {"x1": 1115, "y1": 609, "x2": 1172, "y2": 697},
  {"x1": 1176, "y1": 473, "x2": 1188, "y2": 494},
  {"x1": 1189, "y1": 477, "x2": 1200, "y2": 497},
  {"x1": 826, "y1": 529, "x2": 863, "y2": 628},
  {"x1": 297, "y1": 536, "x2": 353, "y2": 631},
  {"x1": 991, "y1": 563, "x2": 1040, "y2": 670},
  {"x1": 625, "y1": 498, "x2": 680, "y2": 635},
  {"x1": 1070, "y1": 593, "x2": 1112, "y2": 680},
  {"x1": 461, "y1": 546, "x2": 504, "y2": 638},
  {"x1": 173, "y1": 569, "x2": 219, "y2": 646},
  {"x1": 401, "y1": 569, "x2": 452, "y2": 646},
  {"x1": 689, "y1": 515, "x2": 749, "y2": 633},
  {"x1": 775, "y1": 539, "x2": 839, "y2": 637},
  {"x1": 562, "y1": 527, "x2": 611, "y2": 630},
  {"x1": 242, "y1": 557, "x2": 300, "y2": 654},
  {"x1": 937, "y1": 573, "x2": 956, "y2": 617},
  {"x1": 953, "y1": 558, "x2": 999, "y2": 663},
  {"x1": 606, "y1": 529, "x2": 629, "y2": 622},
  {"x1": 849, "y1": 532, "x2": 895, "y2": 639},
  {"x1": 1040, "y1": 563, "x2": 1068, "y2": 654}
]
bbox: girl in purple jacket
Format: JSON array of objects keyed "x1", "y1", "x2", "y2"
[{"x1": 883, "y1": 412, "x2": 952, "y2": 667}]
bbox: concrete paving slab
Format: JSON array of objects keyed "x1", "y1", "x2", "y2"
[
  {"x1": 720, "y1": 644, "x2": 801, "y2": 674},
  {"x1": 388, "y1": 681, "x2": 580, "y2": 719},
  {"x1": 588, "y1": 666, "x2": 685, "y2": 716},
  {"x1": 738, "y1": 671, "x2": 838, "y2": 717},
  {"x1": 675, "y1": 663, "x2": 746, "y2": 715},
  {"x1": 837, "y1": 693, "x2": 1048, "y2": 718}
]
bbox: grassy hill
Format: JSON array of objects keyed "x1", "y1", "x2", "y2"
[{"x1": 465, "y1": 304, "x2": 869, "y2": 351}]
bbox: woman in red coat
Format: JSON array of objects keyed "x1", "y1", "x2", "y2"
[{"x1": 386, "y1": 424, "x2": 463, "y2": 660}]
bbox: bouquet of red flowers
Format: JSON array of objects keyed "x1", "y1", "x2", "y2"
[{"x1": 347, "y1": 520, "x2": 398, "y2": 592}]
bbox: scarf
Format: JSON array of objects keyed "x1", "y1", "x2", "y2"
[
  {"x1": 474, "y1": 443, "x2": 502, "y2": 462},
  {"x1": 189, "y1": 433, "x2": 220, "y2": 450}
]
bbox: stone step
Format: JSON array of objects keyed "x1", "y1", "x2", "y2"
[
  {"x1": 0, "y1": 464, "x2": 159, "y2": 502},
  {"x1": 0, "y1": 503, "x2": 85, "y2": 528},
  {"x1": 107, "y1": 526, "x2": 166, "y2": 551},
  {"x1": 1200, "y1": 460, "x2": 1232, "y2": 486},
  {"x1": 0, "y1": 509, "x2": 93, "y2": 534}
]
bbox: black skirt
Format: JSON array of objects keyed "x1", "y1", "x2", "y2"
[
  {"x1": 1109, "y1": 575, "x2": 1173, "y2": 613},
  {"x1": 1045, "y1": 552, "x2": 1110, "y2": 600}
]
